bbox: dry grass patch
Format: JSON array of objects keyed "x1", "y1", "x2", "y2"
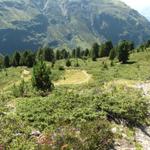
[{"x1": 54, "y1": 69, "x2": 92, "y2": 86}]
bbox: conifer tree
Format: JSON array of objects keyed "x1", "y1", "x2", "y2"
[
  {"x1": 43, "y1": 47, "x2": 55, "y2": 62},
  {"x1": 66, "y1": 59, "x2": 71, "y2": 67},
  {"x1": 62, "y1": 49, "x2": 69, "y2": 59},
  {"x1": 20, "y1": 51, "x2": 29, "y2": 66},
  {"x1": 118, "y1": 40, "x2": 130, "y2": 64},
  {"x1": 56, "y1": 50, "x2": 61, "y2": 60},
  {"x1": 72, "y1": 49, "x2": 76, "y2": 58},
  {"x1": 91, "y1": 43, "x2": 99, "y2": 60},
  {"x1": 76, "y1": 47, "x2": 81, "y2": 58},
  {"x1": 109, "y1": 48, "x2": 116, "y2": 61},
  {"x1": 26, "y1": 52, "x2": 35, "y2": 67},
  {"x1": 32, "y1": 61, "x2": 53, "y2": 91},
  {"x1": 100, "y1": 41, "x2": 113, "y2": 57},
  {"x1": 3, "y1": 55, "x2": 10, "y2": 68},
  {"x1": 84, "y1": 48, "x2": 90, "y2": 57},
  {"x1": 12, "y1": 52, "x2": 21, "y2": 66}
]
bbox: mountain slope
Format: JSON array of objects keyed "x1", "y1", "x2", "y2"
[{"x1": 0, "y1": 0, "x2": 150, "y2": 54}]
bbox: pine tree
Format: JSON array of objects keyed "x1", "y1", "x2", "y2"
[
  {"x1": 109, "y1": 48, "x2": 116, "y2": 61},
  {"x1": 99, "y1": 44, "x2": 105, "y2": 58},
  {"x1": 84, "y1": 48, "x2": 90, "y2": 57},
  {"x1": 26, "y1": 52, "x2": 35, "y2": 67},
  {"x1": 11, "y1": 52, "x2": 21, "y2": 66},
  {"x1": 76, "y1": 47, "x2": 81, "y2": 58},
  {"x1": 128, "y1": 41, "x2": 134, "y2": 51},
  {"x1": 62, "y1": 49, "x2": 69, "y2": 59},
  {"x1": 36, "y1": 48, "x2": 44, "y2": 61},
  {"x1": 80, "y1": 50, "x2": 85, "y2": 58},
  {"x1": 105, "y1": 41, "x2": 113, "y2": 56},
  {"x1": 43, "y1": 47, "x2": 55, "y2": 62},
  {"x1": 3, "y1": 55, "x2": 10, "y2": 68},
  {"x1": 56, "y1": 50, "x2": 61, "y2": 60},
  {"x1": 32, "y1": 61, "x2": 53, "y2": 91},
  {"x1": 100, "y1": 41, "x2": 113, "y2": 57},
  {"x1": 91, "y1": 43, "x2": 99, "y2": 60},
  {"x1": 118, "y1": 40, "x2": 130, "y2": 64},
  {"x1": 0, "y1": 55, "x2": 3, "y2": 70},
  {"x1": 20, "y1": 51, "x2": 29, "y2": 66},
  {"x1": 72, "y1": 49, "x2": 76, "y2": 58},
  {"x1": 66, "y1": 59, "x2": 71, "y2": 67}
]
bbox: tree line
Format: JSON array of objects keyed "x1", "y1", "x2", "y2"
[
  {"x1": 0, "y1": 39, "x2": 149, "y2": 92},
  {"x1": 1, "y1": 39, "x2": 150, "y2": 69}
]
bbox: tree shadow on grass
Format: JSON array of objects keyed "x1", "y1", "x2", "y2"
[{"x1": 122, "y1": 61, "x2": 136, "y2": 64}]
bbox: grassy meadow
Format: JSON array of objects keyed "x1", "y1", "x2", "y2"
[{"x1": 0, "y1": 49, "x2": 150, "y2": 149}]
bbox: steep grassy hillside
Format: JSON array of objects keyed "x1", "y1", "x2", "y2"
[{"x1": 0, "y1": 0, "x2": 150, "y2": 54}]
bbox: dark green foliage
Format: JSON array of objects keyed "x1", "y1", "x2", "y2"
[
  {"x1": 146, "y1": 40, "x2": 150, "y2": 48},
  {"x1": 140, "y1": 40, "x2": 150, "y2": 49},
  {"x1": 20, "y1": 51, "x2": 35, "y2": 67},
  {"x1": 36, "y1": 47, "x2": 55, "y2": 61},
  {"x1": 66, "y1": 59, "x2": 71, "y2": 67},
  {"x1": 103, "y1": 62, "x2": 108, "y2": 69},
  {"x1": 0, "y1": 55, "x2": 3, "y2": 69},
  {"x1": 100, "y1": 41, "x2": 113, "y2": 57},
  {"x1": 109, "y1": 48, "x2": 116, "y2": 60},
  {"x1": 128, "y1": 41, "x2": 134, "y2": 51},
  {"x1": 74, "y1": 59, "x2": 80, "y2": 67},
  {"x1": 59, "y1": 65, "x2": 65, "y2": 71},
  {"x1": 95, "y1": 90, "x2": 148, "y2": 126},
  {"x1": 56, "y1": 49, "x2": 61, "y2": 60},
  {"x1": 20, "y1": 51, "x2": 29, "y2": 66},
  {"x1": 26, "y1": 52, "x2": 35, "y2": 68},
  {"x1": 32, "y1": 61, "x2": 53, "y2": 91},
  {"x1": 61, "y1": 49, "x2": 69, "y2": 59},
  {"x1": 11, "y1": 52, "x2": 21, "y2": 66},
  {"x1": 40, "y1": 120, "x2": 113, "y2": 150},
  {"x1": 75, "y1": 47, "x2": 81, "y2": 58},
  {"x1": 80, "y1": 50, "x2": 85, "y2": 58},
  {"x1": 91, "y1": 43, "x2": 99, "y2": 60},
  {"x1": 110, "y1": 61, "x2": 114, "y2": 67},
  {"x1": 80, "y1": 120, "x2": 113, "y2": 150},
  {"x1": 84, "y1": 48, "x2": 90, "y2": 57},
  {"x1": 12, "y1": 80, "x2": 29, "y2": 98},
  {"x1": 43, "y1": 47, "x2": 55, "y2": 62},
  {"x1": 0, "y1": 115, "x2": 35, "y2": 149},
  {"x1": 36, "y1": 48, "x2": 43, "y2": 60},
  {"x1": 99, "y1": 44, "x2": 105, "y2": 58},
  {"x1": 72, "y1": 49, "x2": 76, "y2": 58},
  {"x1": 118, "y1": 40, "x2": 131, "y2": 63},
  {"x1": 3, "y1": 55, "x2": 10, "y2": 68}
]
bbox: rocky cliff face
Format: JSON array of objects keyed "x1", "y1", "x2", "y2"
[{"x1": 0, "y1": 0, "x2": 150, "y2": 54}]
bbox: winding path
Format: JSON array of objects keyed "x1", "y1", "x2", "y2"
[{"x1": 54, "y1": 70, "x2": 92, "y2": 86}]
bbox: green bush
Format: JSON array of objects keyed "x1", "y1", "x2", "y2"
[
  {"x1": 66, "y1": 59, "x2": 71, "y2": 67},
  {"x1": 58, "y1": 65, "x2": 65, "y2": 71},
  {"x1": 12, "y1": 80, "x2": 28, "y2": 98},
  {"x1": 0, "y1": 115, "x2": 35, "y2": 149},
  {"x1": 38, "y1": 120, "x2": 113, "y2": 150},
  {"x1": 95, "y1": 89, "x2": 148, "y2": 126}
]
